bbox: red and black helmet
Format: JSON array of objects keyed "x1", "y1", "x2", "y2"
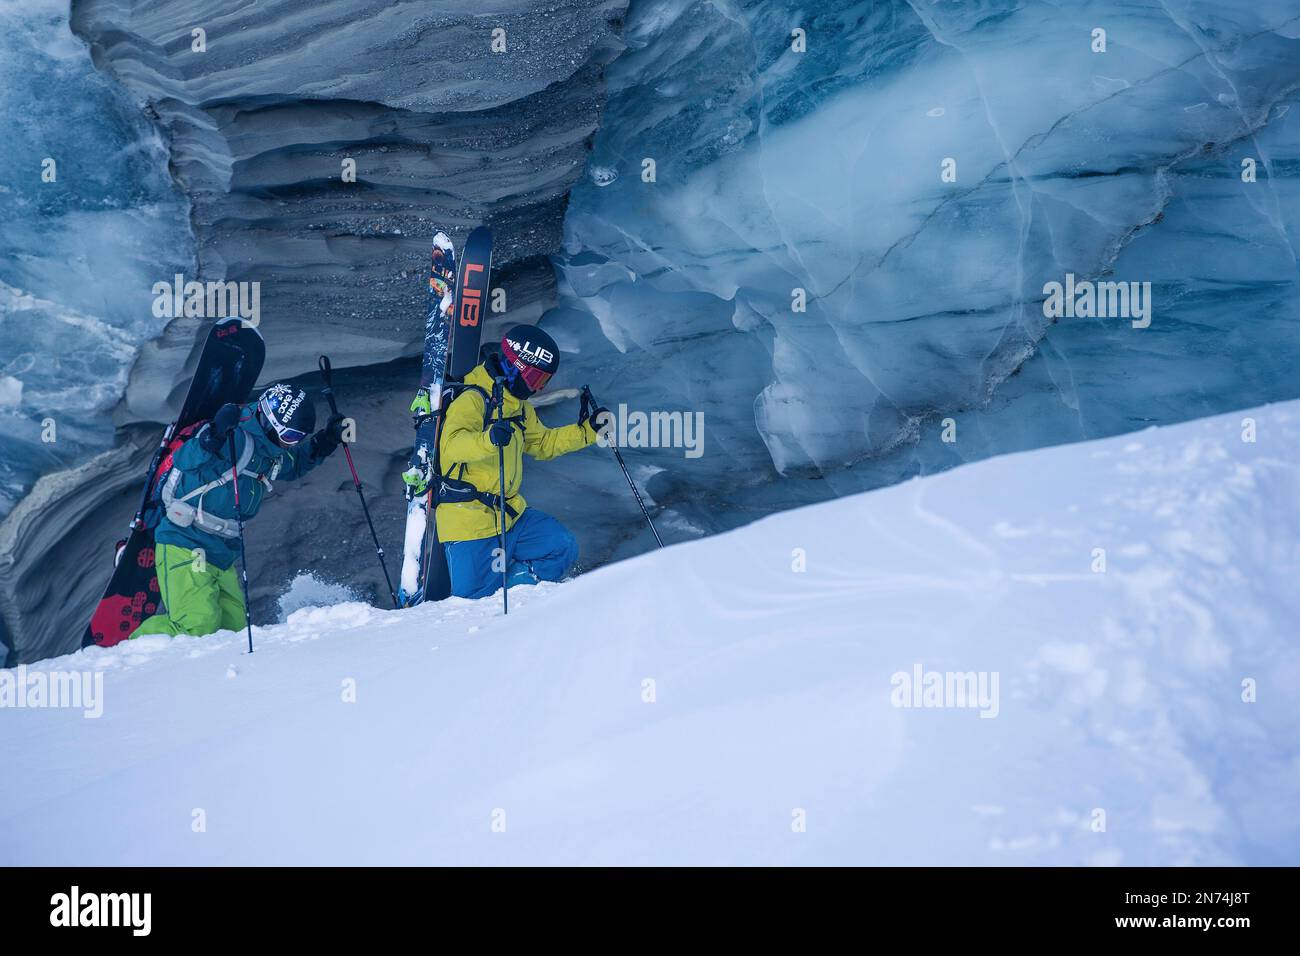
[{"x1": 500, "y1": 324, "x2": 559, "y2": 395}]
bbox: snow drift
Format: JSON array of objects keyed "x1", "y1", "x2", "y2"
[{"x1": 1, "y1": 401, "x2": 1297, "y2": 865}]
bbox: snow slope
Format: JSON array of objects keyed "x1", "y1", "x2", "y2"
[{"x1": 2, "y1": 402, "x2": 1298, "y2": 865}]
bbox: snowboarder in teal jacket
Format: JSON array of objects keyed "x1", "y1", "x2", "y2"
[{"x1": 132, "y1": 383, "x2": 345, "y2": 638}]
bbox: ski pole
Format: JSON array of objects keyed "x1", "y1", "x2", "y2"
[
  {"x1": 581, "y1": 385, "x2": 665, "y2": 549},
  {"x1": 228, "y1": 432, "x2": 255, "y2": 654},
  {"x1": 318, "y1": 355, "x2": 398, "y2": 608},
  {"x1": 493, "y1": 376, "x2": 509, "y2": 615}
]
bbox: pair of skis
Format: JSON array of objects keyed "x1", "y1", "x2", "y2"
[{"x1": 398, "y1": 226, "x2": 494, "y2": 606}]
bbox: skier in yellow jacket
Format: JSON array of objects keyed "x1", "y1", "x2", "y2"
[{"x1": 410, "y1": 324, "x2": 607, "y2": 598}]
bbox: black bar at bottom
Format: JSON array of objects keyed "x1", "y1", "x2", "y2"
[{"x1": 0, "y1": 866, "x2": 1287, "y2": 942}]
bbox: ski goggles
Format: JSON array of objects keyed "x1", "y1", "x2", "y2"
[
  {"x1": 272, "y1": 424, "x2": 308, "y2": 446},
  {"x1": 501, "y1": 346, "x2": 554, "y2": 393},
  {"x1": 256, "y1": 400, "x2": 308, "y2": 446}
]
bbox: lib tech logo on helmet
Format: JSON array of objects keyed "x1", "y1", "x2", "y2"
[{"x1": 502, "y1": 326, "x2": 559, "y2": 393}]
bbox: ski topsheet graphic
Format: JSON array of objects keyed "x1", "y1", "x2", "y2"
[
  {"x1": 84, "y1": 318, "x2": 266, "y2": 647},
  {"x1": 398, "y1": 225, "x2": 493, "y2": 606},
  {"x1": 397, "y1": 232, "x2": 456, "y2": 605}
]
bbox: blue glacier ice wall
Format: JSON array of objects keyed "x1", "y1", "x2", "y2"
[
  {"x1": 0, "y1": 0, "x2": 192, "y2": 515},
  {"x1": 550, "y1": 0, "x2": 1300, "y2": 529}
]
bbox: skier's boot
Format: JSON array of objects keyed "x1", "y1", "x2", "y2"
[{"x1": 505, "y1": 560, "x2": 539, "y2": 589}]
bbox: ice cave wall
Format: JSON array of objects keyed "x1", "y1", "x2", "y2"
[{"x1": 550, "y1": 0, "x2": 1300, "y2": 521}]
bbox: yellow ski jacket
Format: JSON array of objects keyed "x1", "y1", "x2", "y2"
[{"x1": 436, "y1": 362, "x2": 598, "y2": 542}]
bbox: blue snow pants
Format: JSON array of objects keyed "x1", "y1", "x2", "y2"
[{"x1": 444, "y1": 507, "x2": 579, "y2": 599}]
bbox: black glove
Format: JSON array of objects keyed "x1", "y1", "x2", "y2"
[
  {"x1": 201, "y1": 403, "x2": 242, "y2": 454},
  {"x1": 580, "y1": 397, "x2": 611, "y2": 440},
  {"x1": 212, "y1": 403, "x2": 241, "y2": 440},
  {"x1": 325, "y1": 413, "x2": 347, "y2": 444},
  {"x1": 311, "y1": 413, "x2": 347, "y2": 458},
  {"x1": 488, "y1": 419, "x2": 515, "y2": 447}
]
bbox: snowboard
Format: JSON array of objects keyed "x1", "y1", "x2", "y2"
[
  {"x1": 83, "y1": 318, "x2": 266, "y2": 647},
  {"x1": 398, "y1": 225, "x2": 493, "y2": 606}
]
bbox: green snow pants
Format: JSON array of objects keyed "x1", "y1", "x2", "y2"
[{"x1": 130, "y1": 542, "x2": 246, "y2": 638}]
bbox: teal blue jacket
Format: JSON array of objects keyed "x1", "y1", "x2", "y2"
[{"x1": 154, "y1": 403, "x2": 326, "y2": 569}]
